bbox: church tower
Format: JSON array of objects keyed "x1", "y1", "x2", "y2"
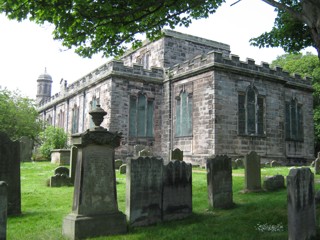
[{"x1": 36, "y1": 68, "x2": 52, "y2": 105}]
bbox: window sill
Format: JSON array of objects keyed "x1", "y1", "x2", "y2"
[{"x1": 238, "y1": 134, "x2": 266, "y2": 138}]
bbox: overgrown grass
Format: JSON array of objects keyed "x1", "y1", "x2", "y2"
[{"x1": 7, "y1": 162, "x2": 320, "y2": 240}]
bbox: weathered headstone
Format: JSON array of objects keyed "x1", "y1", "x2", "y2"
[
  {"x1": 69, "y1": 146, "x2": 77, "y2": 184},
  {"x1": 170, "y1": 148, "x2": 183, "y2": 161},
  {"x1": 206, "y1": 155, "x2": 233, "y2": 209},
  {"x1": 162, "y1": 160, "x2": 192, "y2": 221},
  {"x1": 138, "y1": 149, "x2": 152, "y2": 157},
  {"x1": 270, "y1": 160, "x2": 281, "y2": 167},
  {"x1": 287, "y1": 168, "x2": 316, "y2": 240},
  {"x1": 49, "y1": 167, "x2": 72, "y2": 187},
  {"x1": 235, "y1": 159, "x2": 243, "y2": 168},
  {"x1": 314, "y1": 152, "x2": 320, "y2": 175},
  {"x1": 134, "y1": 145, "x2": 145, "y2": 157},
  {"x1": 0, "y1": 132, "x2": 21, "y2": 215},
  {"x1": 0, "y1": 181, "x2": 8, "y2": 240},
  {"x1": 19, "y1": 136, "x2": 33, "y2": 162},
  {"x1": 126, "y1": 157, "x2": 163, "y2": 226},
  {"x1": 244, "y1": 151, "x2": 261, "y2": 192},
  {"x1": 115, "y1": 159, "x2": 123, "y2": 170},
  {"x1": 62, "y1": 105, "x2": 127, "y2": 239},
  {"x1": 119, "y1": 164, "x2": 126, "y2": 174},
  {"x1": 263, "y1": 175, "x2": 285, "y2": 191}
]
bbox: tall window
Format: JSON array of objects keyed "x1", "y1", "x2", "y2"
[
  {"x1": 129, "y1": 93, "x2": 154, "y2": 137},
  {"x1": 57, "y1": 110, "x2": 65, "y2": 128},
  {"x1": 46, "y1": 115, "x2": 52, "y2": 126},
  {"x1": 71, "y1": 105, "x2": 79, "y2": 134},
  {"x1": 285, "y1": 98, "x2": 303, "y2": 141},
  {"x1": 176, "y1": 91, "x2": 193, "y2": 137},
  {"x1": 238, "y1": 85, "x2": 265, "y2": 136}
]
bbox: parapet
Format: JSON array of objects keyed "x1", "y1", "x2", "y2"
[{"x1": 168, "y1": 51, "x2": 313, "y2": 88}]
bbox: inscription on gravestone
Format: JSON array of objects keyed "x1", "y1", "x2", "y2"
[
  {"x1": 287, "y1": 168, "x2": 316, "y2": 240},
  {"x1": 162, "y1": 160, "x2": 192, "y2": 221},
  {"x1": 126, "y1": 157, "x2": 163, "y2": 226},
  {"x1": 0, "y1": 132, "x2": 21, "y2": 216},
  {"x1": 206, "y1": 155, "x2": 233, "y2": 209}
]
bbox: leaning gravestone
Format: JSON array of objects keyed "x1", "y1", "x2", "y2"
[
  {"x1": 0, "y1": 181, "x2": 8, "y2": 240},
  {"x1": 0, "y1": 132, "x2": 21, "y2": 215},
  {"x1": 314, "y1": 152, "x2": 320, "y2": 175},
  {"x1": 162, "y1": 160, "x2": 192, "y2": 221},
  {"x1": 263, "y1": 175, "x2": 285, "y2": 191},
  {"x1": 287, "y1": 168, "x2": 316, "y2": 240},
  {"x1": 206, "y1": 155, "x2": 233, "y2": 209},
  {"x1": 244, "y1": 151, "x2": 261, "y2": 192},
  {"x1": 19, "y1": 136, "x2": 33, "y2": 162},
  {"x1": 62, "y1": 105, "x2": 127, "y2": 239},
  {"x1": 170, "y1": 148, "x2": 183, "y2": 161},
  {"x1": 126, "y1": 157, "x2": 163, "y2": 226}
]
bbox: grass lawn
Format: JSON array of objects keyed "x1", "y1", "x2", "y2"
[{"x1": 7, "y1": 162, "x2": 320, "y2": 240}]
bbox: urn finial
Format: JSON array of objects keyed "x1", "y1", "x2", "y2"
[{"x1": 89, "y1": 105, "x2": 107, "y2": 128}]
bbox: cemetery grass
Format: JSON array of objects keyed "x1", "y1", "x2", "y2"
[{"x1": 7, "y1": 163, "x2": 320, "y2": 240}]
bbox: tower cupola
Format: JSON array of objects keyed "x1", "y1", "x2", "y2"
[{"x1": 36, "y1": 68, "x2": 52, "y2": 105}]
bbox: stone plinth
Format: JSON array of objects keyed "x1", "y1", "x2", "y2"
[
  {"x1": 62, "y1": 128, "x2": 127, "y2": 239},
  {"x1": 0, "y1": 181, "x2": 8, "y2": 240},
  {"x1": 51, "y1": 149, "x2": 71, "y2": 165}
]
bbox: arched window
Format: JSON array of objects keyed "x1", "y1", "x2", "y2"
[
  {"x1": 129, "y1": 93, "x2": 154, "y2": 137},
  {"x1": 176, "y1": 91, "x2": 193, "y2": 137},
  {"x1": 57, "y1": 110, "x2": 65, "y2": 129},
  {"x1": 285, "y1": 98, "x2": 303, "y2": 141},
  {"x1": 238, "y1": 85, "x2": 265, "y2": 136},
  {"x1": 71, "y1": 105, "x2": 79, "y2": 134}
]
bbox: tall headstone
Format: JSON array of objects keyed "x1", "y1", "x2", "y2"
[
  {"x1": 69, "y1": 146, "x2": 78, "y2": 183},
  {"x1": 287, "y1": 168, "x2": 316, "y2": 240},
  {"x1": 62, "y1": 105, "x2": 127, "y2": 239},
  {"x1": 126, "y1": 157, "x2": 163, "y2": 226},
  {"x1": 162, "y1": 160, "x2": 192, "y2": 221},
  {"x1": 206, "y1": 155, "x2": 233, "y2": 209},
  {"x1": 314, "y1": 152, "x2": 320, "y2": 175},
  {"x1": 244, "y1": 151, "x2": 261, "y2": 192},
  {"x1": 0, "y1": 181, "x2": 8, "y2": 240},
  {"x1": 170, "y1": 148, "x2": 183, "y2": 161},
  {"x1": 0, "y1": 132, "x2": 21, "y2": 215},
  {"x1": 19, "y1": 136, "x2": 33, "y2": 162}
]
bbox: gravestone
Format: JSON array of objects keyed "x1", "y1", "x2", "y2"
[
  {"x1": 0, "y1": 132, "x2": 21, "y2": 215},
  {"x1": 19, "y1": 136, "x2": 33, "y2": 162},
  {"x1": 244, "y1": 151, "x2": 261, "y2": 192},
  {"x1": 270, "y1": 160, "x2": 281, "y2": 167},
  {"x1": 119, "y1": 164, "x2": 126, "y2": 174},
  {"x1": 62, "y1": 105, "x2": 127, "y2": 239},
  {"x1": 115, "y1": 159, "x2": 123, "y2": 170},
  {"x1": 134, "y1": 145, "x2": 145, "y2": 157},
  {"x1": 162, "y1": 160, "x2": 192, "y2": 221},
  {"x1": 49, "y1": 167, "x2": 72, "y2": 187},
  {"x1": 126, "y1": 157, "x2": 163, "y2": 227},
  {"x1": 0, "y1": 181, "x2": 8, "y2": 240},
  {"x1": 206, "y1": 155, "x2": 233, "y2": 209},
  {"x1": 170, "y1": 148, "x2": 183, "y2": 161},
  {"x1": 287, "y1": 168, "x2": 316, "y2": 240},
  {"x1": 235, "y1": 159, "x2": 243, "y2": 168},
  {"x1": 138, "y1": 149, "x2": 152, "y2": 157},
  {"x1": 314, "y1": 152, "x2": 320, "y2": 175},
  {"x1": 69, "y1": 146, "x2": 78, "y2": 184},
  {"x1": 263, "y1": 175, "x2": 285, "y2": 191}
]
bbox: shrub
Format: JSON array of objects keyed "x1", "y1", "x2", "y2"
[{"x1": 39, "y1": 126, "x2": 69, "y2": 159}]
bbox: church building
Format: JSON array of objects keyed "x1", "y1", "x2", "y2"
[{"x1": 37, "y1": 30, "x2": 314, "y2": 165}]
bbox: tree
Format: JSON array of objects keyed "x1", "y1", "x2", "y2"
[
  {"x1": 39, "y1": 126, "x2": 69, "y2": 159},
  {"x1": 250, "y1": 0, "x2": 320, "y2": 59},
  {"x1": 271, "y1": 52, "x2": 320, "y2": 154},
  {"x1": 0, "y1": 88, "x2": 43, "y2": 140},
  {"x1": 1, "y1": 0, "x2": 319, "y2": 59}
]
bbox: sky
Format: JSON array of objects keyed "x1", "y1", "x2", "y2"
[{"x1": 0, "y1": 0, "x2": 317, "y2": 99}]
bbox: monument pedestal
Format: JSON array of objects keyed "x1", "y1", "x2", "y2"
[
  {"x1": 62, "y1": 212, "x2": 127, "y2": 240},
  {"x1": 62, "y1": 105, "x2": 127, "y2": 239}
]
